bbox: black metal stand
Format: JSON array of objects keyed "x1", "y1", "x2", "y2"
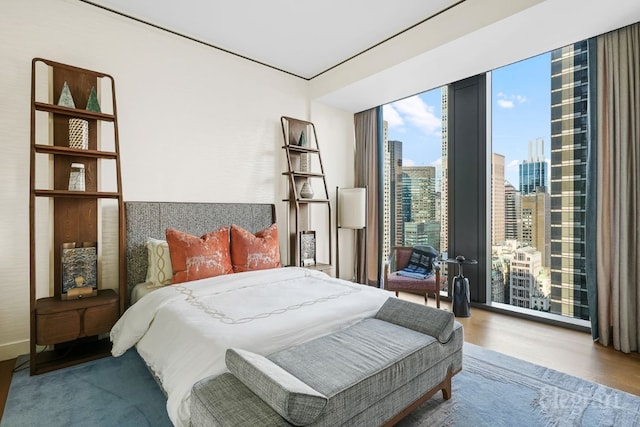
[{"x1": 446, "y1": 255, "x2": 477, "y2": 317}]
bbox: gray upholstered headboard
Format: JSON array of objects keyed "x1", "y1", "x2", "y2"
[{"x1": 125, "y1": 201, "x2": 276, "y2": 298}]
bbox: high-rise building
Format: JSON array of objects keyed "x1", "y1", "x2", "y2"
[
  {"x1": 491, "y1": 257, "x2": 507, "y2": 304},
  {"x1": 401, "y1": 166, "x2": 439, "y2": 248},
  {"x1": 492, "y1": 153, "x2": 505, "y2": 245},
  {"x1": 504, "y1": 181, "x2": 521, "y2": 241},
  {"x1": 549, "y1": 41, "x2": 590, "y2": 320},
  {"x1": 402, "y1": 166, "x2": 437, "y2": 223},
  {"x1": 388, "y1": 140, "x2": 404, "y2": 246},
  {"x1": 521, "y1": 189, "x2": 550, "y2": 267},
  {"x1": 519, "y1": 138, "x2": 547, "y2": 195},
  {"x1": 440, "y1": 87, "x2": 449, "y2": 256},
  {"x1": 510, "y1": 246, "x2": 542, "y2": 309},
  {"x1": 382, "y1": 121, "x2": 391, "y2": 262},
  {"x1": 404, "y1": 221, "x2": 440, "y2": 248}
]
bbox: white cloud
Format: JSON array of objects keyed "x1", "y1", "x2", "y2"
[
  {"x1": 498, "y1": 99, "x2": 514, "y2": 109},
  {"x1": 388, "y1": 95, "x2": 441, "y2": 136},
  {"x1": 432, "y1": 158, "x2": 442, "y2": 167},
  {"x1": 496, "y1": 92, "x2": 527, "y2": 109},
  {"x1": 403, "y1": 158, "x2": 416, "y2": 167},
  {"x1": 507, "y1": 159, "x2": 519, "y2": 171},
  {"x1": 382, "y1": 104, "x2": 403, "y2": 128}
]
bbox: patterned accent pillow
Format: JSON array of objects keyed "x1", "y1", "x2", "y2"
[
  {"x1": 166, "y1": 227, "x2": 233, "y2": 284},
  {"x1": 145, "y1": 238, "x2": 173, "y2": 286},
  {"x1": 230, "y1": 223, "x2": 281, "y2": 273}
]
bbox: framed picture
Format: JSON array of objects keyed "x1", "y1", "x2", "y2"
[
  {"x1": 61, "y1": 241, "x2": 98, "y2": 299},
  {"x1": 300, "y1": 231, "x2": 316, "y2": 266}
]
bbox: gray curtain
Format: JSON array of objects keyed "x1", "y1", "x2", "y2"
[
  {"x1": 586, "y1": 37, "x2": 599, "y2": 340},
  {"x1": 594, "y1": 22, "x2": 640, "y2": 353},
  {"x1": 354, "y1": 108, "x2": 380, "y2": 286}
]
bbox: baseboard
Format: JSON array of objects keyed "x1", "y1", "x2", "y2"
[{"x1": 0, "y1": 340, "x2": 29, "y2": 362}]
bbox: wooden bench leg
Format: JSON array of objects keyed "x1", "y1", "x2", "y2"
[{"x1": 382, "y1": 368, "x2": 454, "y2": 426}]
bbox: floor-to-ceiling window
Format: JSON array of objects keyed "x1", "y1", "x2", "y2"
[
  {"x1": 490, "y1": 40, "x2": 590, "y2": 321},
  {"x1": 382, "y1": 87, "x2": 447, "y2": 264},
  {"x1": 378, "y1": 34, "x2": 593, "y2": 323}
]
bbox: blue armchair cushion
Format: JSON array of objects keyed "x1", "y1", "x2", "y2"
[{"x1": 397, "y1": 245, "x2": 438, "y2": 279}]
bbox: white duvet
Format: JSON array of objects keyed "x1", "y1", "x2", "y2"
[{"x1": 110, "y1": 267, "x2": 391, "y2": 426}]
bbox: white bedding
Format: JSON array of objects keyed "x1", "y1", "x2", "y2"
[{"x1": 110, "y1": 267, "x2": 391, "y2": 426}]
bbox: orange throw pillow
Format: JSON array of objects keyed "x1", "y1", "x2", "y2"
[
  {"x1": 165, "y1": 227, "x2": 233, "y2": 284},
  {"x1": 230, "y1": 223, "x2": 281, "y2": 273}
]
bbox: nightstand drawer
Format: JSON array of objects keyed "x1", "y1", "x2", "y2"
[
  {"x1": 36, "y1": 309, "x2": 81, "y2": 345},
  {"x1": 84, "y1": 303, "x2": 118, "y2": 336},
  {"x1": 35, "y1": 289, "x2": 119, "y2": 345}
]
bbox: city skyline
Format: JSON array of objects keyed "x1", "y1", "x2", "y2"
[
  {"x1": 383, "y1": 51, "x2": 552, "y2": 188},
  {"x1": 381, "y1": 47, "x2": 582, "y2": 319}
]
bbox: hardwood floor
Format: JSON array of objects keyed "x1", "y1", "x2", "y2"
[
  {"x1": 1, "y1": 294, "x2": 639, "y2": 421},
  {"x1": 399, "y1": 293, "x2": 640, "y2": 397}
]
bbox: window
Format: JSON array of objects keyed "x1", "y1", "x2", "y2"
[
  {"x1": 382, "y1": 88, "x2": 447, "y2": 267},
  {"x1": 490, "y1": 40, "x2": 590, "y2": 320}
]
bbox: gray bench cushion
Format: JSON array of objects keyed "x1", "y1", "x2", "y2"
[
  {"x1": 268, "y1": 318, "x2": 454, "y2": 426},
  {"x1": 375, "y1": 297, "x2": 454, "y2": 343},
  {"x1": 191, "y1": 372, "x2": 291, "y2": 427},
  {"x1": 225, "y1": 349, "x2": 327, "y2": 425}
]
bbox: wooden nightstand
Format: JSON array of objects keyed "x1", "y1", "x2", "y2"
[{"x1": 33, "y1": 289, "x2": 118, "y2": 374}]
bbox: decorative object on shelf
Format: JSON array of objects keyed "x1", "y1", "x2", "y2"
[
  {"x1": 336, "y1": 187, "x2": 367, "y2": 281},
  {"x1": 68, "y1": 118, "x2": 89, "y2": 149},
  {"x1": 299, "y1": 153, "x2": 309, "y2": 172},
  {"x1": 57, "y1": 81, "x2": 75, "y2": 108},
  {"x1": 300, "y1": 231, "x2": 316, "y2": 266},
  {"x1": 300, "y1": 181, "x2": 314, "y2": 198},
  {"x1": 68, "y1": 163, "x2": 86, "y2": 191},
  {"x1": 86, "y1": 86, "x2": 101, "y2": 112},
  {"x1": 61, "y1": 242, "x2": 98, "y2": 299},
  {"x1": 298, "y1": 130, "x2": 306, "y2": 147}
]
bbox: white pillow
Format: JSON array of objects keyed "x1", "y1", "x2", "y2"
[{"x1": 145, "y1": 237, "x2": 173, "y2": 286}]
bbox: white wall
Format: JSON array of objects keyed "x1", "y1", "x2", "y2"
[{"x1": 0, "y1": 0, "x2": 355, "y2": 360}]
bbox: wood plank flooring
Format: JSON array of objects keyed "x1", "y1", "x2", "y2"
[
  {"x1": 400, "y1": 293, "x2": 640, "y2": 397},
  {"x1": 1, "y1": 293, "x2": 639, "y2": 421}
]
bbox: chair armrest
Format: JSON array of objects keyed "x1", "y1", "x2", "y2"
[{"x1": 384, "y1": 248, "x2": 397, "y2": 281}]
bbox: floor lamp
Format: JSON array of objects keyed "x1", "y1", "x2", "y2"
[{"x1": 336, "y1": 187, "x2": 367, "y2": 282}]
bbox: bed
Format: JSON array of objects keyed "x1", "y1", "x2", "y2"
[{"x1": 110, "y1": 202, "x2": 392, "y2": 426}]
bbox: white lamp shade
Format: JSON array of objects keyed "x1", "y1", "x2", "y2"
[{"x1": 339, "y1": 188, "x2": 366, "y2": 229}]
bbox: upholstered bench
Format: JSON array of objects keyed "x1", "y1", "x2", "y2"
[{"x1": 189, "y1": 298, "x2": 463, "y2": 426}]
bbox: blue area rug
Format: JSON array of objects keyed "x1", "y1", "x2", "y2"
[
  {"x1": 2, "y1": 344, "x2": 639, "y2": 426},
  {"x1": 1, "y1": 349, "x2": 170, "y2": 427},
  {"x1": 399, "y1": 343, "x2": 640, "y2": 426}
]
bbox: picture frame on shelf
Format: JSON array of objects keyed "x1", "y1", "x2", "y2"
[
  {"x1": 60, "y1": 241, "x2": 98, "y2": 300},
  {"x1": 300, "y1": 231, "x2": 316, "y2": 266}
]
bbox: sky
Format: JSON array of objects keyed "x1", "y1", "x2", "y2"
[{"x1": 383, "y1": 51, "x2": 551, "y2": 188}]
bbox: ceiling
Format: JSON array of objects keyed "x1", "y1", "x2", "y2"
[
  {"x1": 82, "y1": 0, "x2": 640, "y2": 112},
  {"x1": 83, "y1": 0, "x2": 462, "y2": 80}
]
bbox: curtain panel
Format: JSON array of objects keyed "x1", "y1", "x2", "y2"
[
  {"x1": 593, "y1": 22, "x2": 640, "y2": 353},
  {"x1": 354, "y1": 108, "x2": 381, "y2": 286}
]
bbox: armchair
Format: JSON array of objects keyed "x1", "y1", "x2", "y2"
[{"x1": 383, "y1": 246, "x2": 447, "y2": 308}]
